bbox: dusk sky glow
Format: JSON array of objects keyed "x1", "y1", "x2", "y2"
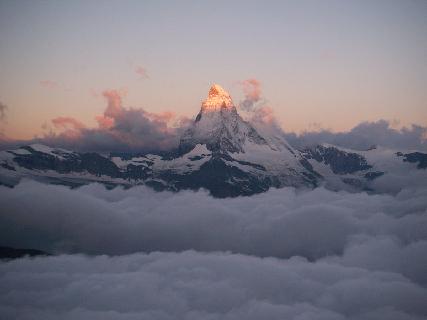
[{"x1": 1, "y1": 0, "x2": 426, "y2": 139}]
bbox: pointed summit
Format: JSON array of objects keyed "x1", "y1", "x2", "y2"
[
  {"x1": 178, "y1": 84, "x2": 268, "y2": 154},
  {"x1": 201, "y1": 84, "x2": 234, "y2": 111},
  {"x1": 207, "y1": 84, "x2": 229, "y2": 98}
]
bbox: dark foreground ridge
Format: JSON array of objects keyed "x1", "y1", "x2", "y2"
[{"x1": 0, "y1": 246, "x2": 51, "y2": 260}]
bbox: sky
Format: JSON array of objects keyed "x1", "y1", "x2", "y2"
[{"x1": 0, "y1": 0, "x2": 426, "y2": 140}]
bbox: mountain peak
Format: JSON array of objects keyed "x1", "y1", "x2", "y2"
[
  {"x1": 179, "y1": 84, "x2": 269, "y2": 154},
  {"x1": 208, "y1": 84, "x2": 229, "y2": 97},
  {"x1": 201, "y1": 84, "x2": 234, "y2": 111}
]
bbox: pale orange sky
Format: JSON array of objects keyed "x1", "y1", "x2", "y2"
[{"x1": 1, "y1": 1, "x2": 426, "y2": 140}]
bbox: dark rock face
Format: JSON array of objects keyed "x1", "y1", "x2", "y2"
[
  {"x1": 299, "y1": 158, "x2": 322, "y2": 178},
  {"x1": 124, "y1": 164, "x2": 152, "y2": 181},
  {"x1": 301, "y1": 145, "x2": 372, "y2": 174},
  {"x1": 0, "y1": 246, "x2": 50, "y2": 260},
  {"x1": 79, "y1": 153, "x2": 121, "y2": 178},
  {"x1": 1, "y1": 141, "x2": 384, "y2": 197},
  {"x1": 4, "y1": 139, "x2": 402, "y2": 197},
  {"x1": 11, "y1": 147, "x2": 121, "y2": 178},
  {"x1": 179, "y1": 105, "x2": 267, "y2": 155},
  {"x1": 158, "y1": 154, "x2": 271, "y2": 198},
  {"x1": 4, "y1": 146, "x2": 275, "y2": 197},
  {"x1": 341, "y1": 177, "x2": 365, "y2": 189},
  {"x1": 364, "y1": 171, "x2": 385, "y2": 180},
  {"x1": 401, "y1": 152, "x2": 427, "y2": 169},
  {"x1": 12, "y1": 147, "x2": 79, "y2": 173},
  {"x1": 1, "y1": 163, "x2": 15, "y2": 171}
]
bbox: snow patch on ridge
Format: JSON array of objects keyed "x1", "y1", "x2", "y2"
[{"x1": 151, "y1": 144, "x2": 212, "y2": 174}]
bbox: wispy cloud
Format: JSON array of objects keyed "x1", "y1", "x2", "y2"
[
  {"x1": 235, "y1": 79, "x2": 283, "y2": 136},
  {"x1": 0, "y1": 101, "x2": 7, "y2": 122},
  {"x1": 52, "y1": 117, "x2": 85, "y2": 130},
  {"x1": 37, "y1": 87, "x2": 188, "y2": 153},
  {"x1": 50, "y1": 117, "x2": 86, "y2": 139},
  {"x1": 234, "y1": 79, "x2": 427, "y2": 152},
  {"x1": 39, "y1": 80, "x2": 71, "y2": 91},
  {"x1": 135, "y1": 66, "x2": 149, "y2": 79},
  {"x1": 39, "y1": 80, "x2": 59, "y2": 89},
  {"x1": 238, "y1": 78, "x2": 262, "y2": 111},
  {"x1": 284, "y1": 120, "x2": 427, "y2": 151}
]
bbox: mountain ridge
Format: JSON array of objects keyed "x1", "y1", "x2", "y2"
[{"x1": 1, "y1": 84, "x2": 426, "y2": 197}]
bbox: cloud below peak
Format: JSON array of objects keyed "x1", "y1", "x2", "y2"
[
  {"x1": 284, "y1": 120, "x2": 427, "y2": 151},
  {"x1": 238, "y1": 78, "x2": 262, "y2": 111},
  {"x1": 1, "y1": 181, "x2": 427, "y2": 319},
  {"x1": 38, "y1": 88, "x2": 187, "y2": 153}
]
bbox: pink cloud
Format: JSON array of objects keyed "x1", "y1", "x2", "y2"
[
  {"x1": 236, "y1": 79, "x2": 280, "y2": 128},
  {"x1": 240, "y1": 78, "x2": 261, "y2": 101},
  {"x1": 52, "y1": 117, "x2": 85, "y2": 130},
  {"x1": 51, "y1": 117, "x2": 85, "y2": 139},
  {"x1": 238, "y1": 78, "x2": 262, "y2": 111},
  {"x1": 96, "y1": 89, "x2": 128, "y2": 128},
  {"x1": 38, "y1": 87, "x2": 187, "y2": 153},
  {"x1": 40, "y1": 80, "x2": 59, "y2": 89},
  {"x1": 95, "y1": 115, "x2": 115, "y2": 129},
  {"x1": 146, "y1": 111, "x2": 175, "y2": 124},
  {"x1": 102, "y1": 89, "x2": 124, "y2": 118},
  {"x1": 135, "y1": 66, "x2": 149, "y2": 79},
  {"x1": 252, "y1": 106, "x2": 276, "y2": 125}
]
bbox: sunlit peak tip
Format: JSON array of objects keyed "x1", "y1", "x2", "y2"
[
  {"x1": 208, "y1": 83, "x2": 229, "y2": 97},
  {"x1": 202, "y1": 83, "x2": 234, "y2": 110}
]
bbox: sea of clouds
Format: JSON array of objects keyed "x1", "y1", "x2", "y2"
[{"x1": 1, "y1": 181, "x2": 427, "y2": 319}]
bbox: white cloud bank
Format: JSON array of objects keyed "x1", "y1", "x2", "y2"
[
  {"x1": 1, "y1": 181, "x2": 427, "y2": 319},
  {"x1": 284, "y1": 120, "x2": 427, "y2": 151},
  {"x1": 1, "y1": 251, "x2": 427, "y2": 320}
]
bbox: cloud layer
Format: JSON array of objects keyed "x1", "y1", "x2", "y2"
[
  {"x1": 1, "y1": 250, "x2": 427, "y2": 320},
  {"x1": 234, "y1": 80, "x2": 427, "y2": 152},
  {"x1": 284, "y1": 120, "x2": 427, "y2": 151},
  {"x1": 1, "y1": 182, "x2": 427, "y2": 281},
  {"x1": 1, "y1": 182, "x2": 427, "y2": 318},
  {"x1": 40, "y1": 89, "x2": 188, "y2": 153}
]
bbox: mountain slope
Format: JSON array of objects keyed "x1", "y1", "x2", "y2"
[{"x1": 179, "y1": 84, "x2": 267, "y2": 153}]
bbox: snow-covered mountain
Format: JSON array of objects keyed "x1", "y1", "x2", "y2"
[
  {"x1": 1, "y1": 84, "x2": 426, "y2": 197},
  {"x1": 180, "y1": 84, "x2": 268, "y2": 153}
]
